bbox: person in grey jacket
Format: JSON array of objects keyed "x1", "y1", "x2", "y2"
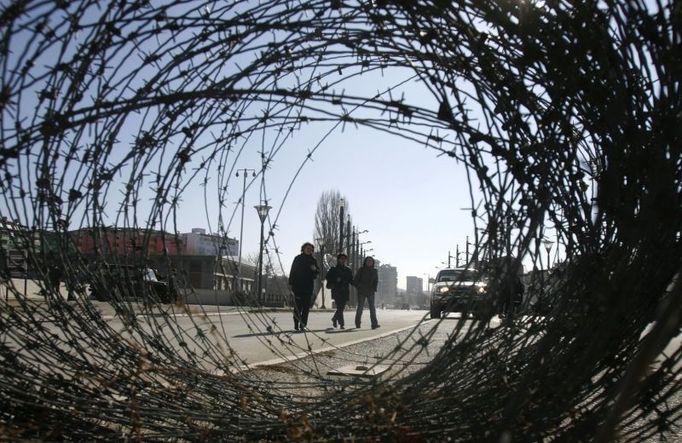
[
  {"x1": 326, "y1": 253, "x2": 353, "y2": 329},
  {"x1": 353, "y1": 256, "x2": 379, "y2": 329}
]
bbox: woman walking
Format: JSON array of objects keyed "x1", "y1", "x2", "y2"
[
  {"x1": 288, "y1": 242, "x2": 319, "y2": 331},
  {"x1": 353, "y1": 256, "x2": 379, "y2": 329},
  {"x1": 326, "y1": 253, "x2": 353, "y2": 329}
]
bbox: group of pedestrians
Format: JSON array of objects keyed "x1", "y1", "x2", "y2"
[{"x1": 288, "y1": 242, "x2": 380, "y2": 332}]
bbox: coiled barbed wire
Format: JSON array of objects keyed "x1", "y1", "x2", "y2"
[{"x1": 1, "y1": 0, "x2": 680, "y2": 441}]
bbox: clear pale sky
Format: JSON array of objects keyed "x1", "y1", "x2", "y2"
[
  {"x1": 175, "y1": 118, "x2": 479, "y2": 291},
  {"x1": 0, "y1": 2, "x2": 575, "y2": 291},
  {"x1": 3, "y1": 8, "x2": 486, "y2": 291},
  {"x1": 137, "y1": 61, "x2": 487, "y2": 291}
]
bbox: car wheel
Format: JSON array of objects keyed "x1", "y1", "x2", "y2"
[{"x1": 430, "y1": 305, "x2": 441, "y2": 319}]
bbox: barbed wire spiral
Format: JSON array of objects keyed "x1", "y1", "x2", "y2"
[{"x1": 1, "y1": 0, "x2": 680, "y2": 440}]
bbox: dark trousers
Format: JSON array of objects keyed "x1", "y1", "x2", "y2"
[
  {"x1": 355, "y1": 293, "x2": 378, "y2": 328},
  {"x1": 501, "y1": 292, "x2": 522, "y2": 318},
  {"x1": 332, "y1": 298, "x2": 347, "y2": 327},
  {"x1": 293, "y1": 293, "x2": 311, "y2": 329}
]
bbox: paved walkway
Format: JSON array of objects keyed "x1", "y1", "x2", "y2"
[{"x1": 1, "y1": 278, "x2": 339, "y2": 321}]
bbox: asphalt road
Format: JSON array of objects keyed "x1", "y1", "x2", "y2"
[
  {"x1": 7, "y1": 290, "x2": 679, "y2": 378},
  {"x1": 5, "y1": 294, "x2": 680, "y2": 440},
  {"x1": 100, "y1": 307, "x2": 430, "y2": 371}
]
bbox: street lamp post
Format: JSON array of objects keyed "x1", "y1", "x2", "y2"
[
  {"x1": 354, "y1": 229, "x2": 368, "y2": 270},
  {"x1": 542, "y1": 239, "x2": 553, "y2": 271},
  {"x1": 338, "y1": 198, "x2": 345, "y2": 254},
  {"x1": 359, "y1": 241, "x2": 372, "y2": 262},
  {"x1": 236, "y1": 168, "x2": 255, "y2": 291},
  {"x1": 351, "y1": 228, "x2": 357, "y2": 268},
  {"x1": 254, "y1": 202, "x2": 271, "y2": 306}
]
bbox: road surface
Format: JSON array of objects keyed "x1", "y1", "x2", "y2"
[{"x1": 100, "y1": 307, "x2": 429, "y2": 370}]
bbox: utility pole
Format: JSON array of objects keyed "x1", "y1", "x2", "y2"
[
  {"x1": 350, "y1": 228, "x2": 356, "y2": 273},
  {"x1": 456, "y1": 244, "x2": 460, "y2": 267},
  {"x1": 320, "y1": 241, "x2": 326, "y2": 308},
  {"x1": 352, "y1": 229, "x2": 359, "y2": 307},
  {"x1": 338, "y1": 199, "x2": 345, "y2": 254},
  {"x1": 352, "y1": 228, "x2": 368, "y2": 308},
  {"x1": 465, "y1": 235, "x2": 470, "y2": 267},
  {"x1": 345, "y1": 218, "x2": 351, "y2": 253},
  {"x1": 236, "y1": 168, "x2": 255, "y2": 292},
  {"x1": 315, "y1": 238, "x2": 326, "y2": 309}
]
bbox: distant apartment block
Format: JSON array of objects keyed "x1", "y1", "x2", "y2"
[
  {"x1": 377, "y1": 263, "x2": 398, "y2": 303},
  {"x1": 406, "y1": 276, "x2": 423, "y2": 295},
  {"x1": 406, "y1": 275, "x2": 427, "y2": 307}
]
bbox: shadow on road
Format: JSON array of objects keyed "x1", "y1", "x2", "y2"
[
  {"x1": 233, "y1": 326, "x2": 372, "y2": 337},
  {"x1": 325, "y1": 328, "x2": 358, "y2": 334}
]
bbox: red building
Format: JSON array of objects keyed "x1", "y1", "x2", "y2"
[{"x1": 70, "y1": 227, "x2": 182, "y2": 257}]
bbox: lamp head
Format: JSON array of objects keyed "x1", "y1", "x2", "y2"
[
  {"x1": 542, "y1": 239, "x2": 553, "y2": 252},
  {"x1": 254, "y1": 204, "x2": 271, "y2": 222}
]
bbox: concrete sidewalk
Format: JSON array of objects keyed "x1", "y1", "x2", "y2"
[
  {"x1": 2, "y1": 291, "x2": 333, "y2": 322},
  {"x1": 1, "y1": 277, "x2": 338, "y2": 322}
]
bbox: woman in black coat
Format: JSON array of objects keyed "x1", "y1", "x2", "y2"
[
  {"x1": 353, "y1": 256, "x2": 379, "y2": 329},
  {"x1": 288, "y1": 242, "x2": 319, "y2": 331}
]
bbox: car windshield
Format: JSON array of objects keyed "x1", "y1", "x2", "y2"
[{"x1": 437, "y1": 269, "x2": 479, "y2": 282}]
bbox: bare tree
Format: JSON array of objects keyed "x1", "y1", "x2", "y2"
[
  {"x1": 313, "y1": 190, "x2": 350, "y2": 258},
  {"x1": 313, "y1": 190, "x2": 351, "y2": 302},
  {"x1": 243, "y1": 253, "x2": 259, "y2": 267},
  {"x1": 310, "y1": 190, "x2": 350, "y2": 304}
]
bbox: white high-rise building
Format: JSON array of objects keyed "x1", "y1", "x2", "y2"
[{"x1": 377, "y1": 263, "x2": 398, "y2": 304}]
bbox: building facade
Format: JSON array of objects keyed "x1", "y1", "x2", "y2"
[
  {"x1": 178, "y1": 228, "x2": 238, "y2": 257},
  {"x1": 1, "y1": 218, "x2": 40, "y2": 277},
  {"x1": 0, "y1": 218, "x2": 66, "y2": 278},
  {"x1": 377, "y1": 263, "x2": 398, "y2": 306},
  {"x1": 67, "y1": 226, "x2": 277, "y2": 305},
  {"x1": 406, "y1": 276, "x2": 423, "y2": 294},
  {"x1": 70, "y1": 227, "x2": 182, "y2": 256},
  {"x1": 406, "y1": 275, "x2": 425, "y2": 307}
]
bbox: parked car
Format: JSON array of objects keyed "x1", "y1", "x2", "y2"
[
  {"x1": 89, "y1": 264, "x2": 176, "y2": 303},
  {"x1": 430, "y1": 268, "x2": 488, "y2": 319}
]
